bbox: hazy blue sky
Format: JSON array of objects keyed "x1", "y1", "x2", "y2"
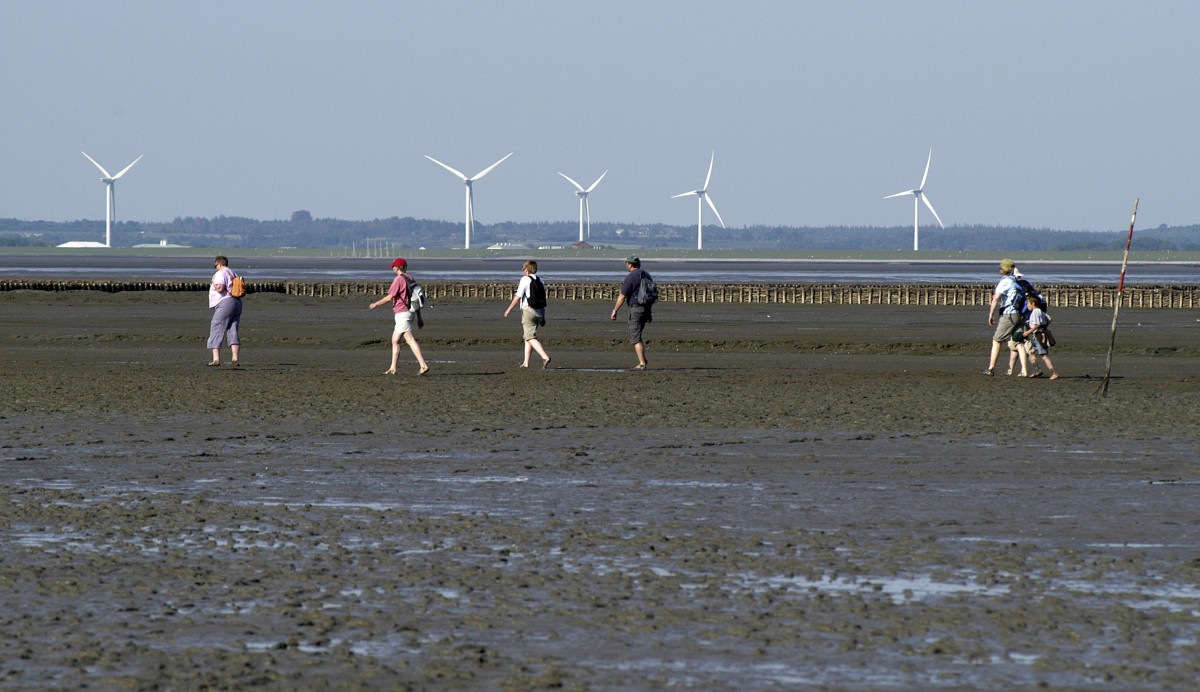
[{"x1": 3, "y1": 1, "x2": 1197, "y2": 232}]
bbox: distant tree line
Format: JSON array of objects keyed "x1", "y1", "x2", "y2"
[{"x1": 0, "y1": 214, "x2": 1195, "y2": 252}]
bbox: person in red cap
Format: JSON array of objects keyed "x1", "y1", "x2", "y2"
[{"x1": 368, "y1": 258, "x2": 429, "y2": 375}]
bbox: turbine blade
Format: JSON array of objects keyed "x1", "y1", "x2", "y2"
[
  {"x1": 920, "y1": 193, "x2": 945, "y2": 228},
  {"x1": 585, "y1": 170, "x2": 607, "y2": 192},
  {"x1": 558, "y1": 172, "x2": 585, "y2": 191},
  {"x1": 471, "y1": 152, "x2": 513, "y2": 180},
  {"x1": 703, "y1": 151, "x2": 715, "y2": 190},
  {"x1": 919, "y1": 149, "x2": 932, "y2": 190},
  {"x1": 81, "y1": 151, "x2": 112, "y2": 178},
  {"x1": 704, "y1": 194, "x2": 726, "y2": 228},
  {"x1": 425, "y1": 155, "x2": 468, "y2": 180},
  {"x1": 112, "y1": 154, "x2": 143, "y2": 180},
  {"x1": 672, "y1": 191, "x2": 699, "y2": 199},
  {"x1": 884, "y1": 190, "x2": 916, "y2": 200}
]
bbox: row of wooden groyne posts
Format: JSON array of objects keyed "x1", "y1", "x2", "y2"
[{"x1": 3, "y1": 279, "x2": 1199, "y2": 309}]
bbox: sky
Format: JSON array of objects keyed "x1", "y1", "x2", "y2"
[{"x1": 3, "y1": 1, "x2": 1198, "y2": 233}]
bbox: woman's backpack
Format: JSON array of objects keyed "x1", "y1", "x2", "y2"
[
  {"x1": 406, "y1": 277, "x2": 427, "y2": 311},
  {"x1": 229, "y1": 274, "x2": 247, "y2": 298}
]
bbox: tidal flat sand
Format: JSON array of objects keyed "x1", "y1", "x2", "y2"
[{"x1": 2, "y1": 290, "x2": 1199, "y2": 689}]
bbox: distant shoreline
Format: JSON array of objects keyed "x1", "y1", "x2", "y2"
[
  {"x1": 3, "y1": 247, "x2": 1200, "y2": 266},
  {"x1": 3, "y1": 254, "x2": 1199, "y2": 286}
]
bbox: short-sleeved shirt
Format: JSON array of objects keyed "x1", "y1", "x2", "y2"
[
  {"x1": 388, "y1": 274, "x2": 412, "y2": 313},
  {"x1": 209, "y1": 268, "x2": 236, "y2": 308},
  {"x1": 621, "y1": 269, "x2": 653, "y2": 307},
  {"x1": 995, "y1": 275, "x2": 1021, "y2": 315},
  {"x1": 515, "y1": 274, "x2": 542, "y2": 310},
  {"x1": 1027, "y1": 307, "x2": 1049, "y2": 330}
]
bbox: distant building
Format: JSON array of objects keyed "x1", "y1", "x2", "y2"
[
  {"x1": 56, "y1": 241, "x2": 108, "y2": 248},
  {"x1": 571, "y1": 241, "x2": 593, "y2": 250},
  {"x1": 132, "y1": 239, "x2": 190, "y2": 248},
  {"x1": 487, "y1": 242, "x2": 531, "y2": 250}
]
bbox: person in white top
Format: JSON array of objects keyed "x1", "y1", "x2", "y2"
[
  {"x1": 503, "y1": 260, "x2": 551, "y2": 369},
  {"x1": 1021, "y1": 295, "x2": 1060, "y2": 380},
  {"x1": 207, "y1": 255, "x2": 242, "y2": 367}
]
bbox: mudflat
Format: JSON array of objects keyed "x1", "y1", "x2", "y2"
[{"x1": 3, "y1": 290, "x2": 1199, "y2": 689}]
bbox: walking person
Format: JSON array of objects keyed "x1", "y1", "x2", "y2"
[
  {"x1": 610, "y1": 256, "x2": 656, "y2": 370},
  {"x1": 984, "y1": 258, "x2": 1024, "y2": 376},
  {"x1": 1021, "y1": 294, "x2": 1060, "y2": 380},
  {"x1": 207, "y1": 255, "x2": 242, "y2": 367},
  {"x1": 368, "y1": 258, "x2": 429, "y2": 376},
  {"x1": 1012, "y1": 268, "x2": 1045, "y2": 377},
  {"x1": 503, "y1": 260, "x2": 551, "y2": 369}
]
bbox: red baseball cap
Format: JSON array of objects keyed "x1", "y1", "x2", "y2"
[{"x1": 390, "y1": 258, "x2": 407, "y2": 269}]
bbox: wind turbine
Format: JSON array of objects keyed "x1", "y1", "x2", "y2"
[
  {"x1": 424, "y1": 152, "x2": 513, "y2": 250},
  {"x1": 884, "y1": 148, "x2": 944, "y2": 251},
  {"x1": 557, "y1": 170, "x2": 607, "y2": 242},
  {"x1": 672, "y1": 151, "x2": 725, "y2": 250},
  {"x1": 82, "y1": 151, "x2": 142, "y2": 248}
]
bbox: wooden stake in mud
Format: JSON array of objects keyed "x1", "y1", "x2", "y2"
[{"x1": 1100, "y1": 198, "x2": 1139, "y2": 397}]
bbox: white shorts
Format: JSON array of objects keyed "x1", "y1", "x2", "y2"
[{"x1": 393, "y1": 311, "x2": 415, "y2": 335}]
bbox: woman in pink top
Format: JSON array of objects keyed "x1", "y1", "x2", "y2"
[
  {"x1": 207, "y1": 255, "x2": 242, "y2": 366},
  {"x1": 368, "y1": 258, "x2": 429, "y2": 376}
]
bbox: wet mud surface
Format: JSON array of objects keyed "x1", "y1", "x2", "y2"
[{"x1": 3, "y1": 291, "x2": 1200, "y2": 689}]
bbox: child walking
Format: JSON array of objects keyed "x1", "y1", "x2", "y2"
[{"x1": 1021, "y1": 295, "x2": 1059, "y2": 380}]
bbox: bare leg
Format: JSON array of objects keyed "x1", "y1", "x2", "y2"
[
  {"x1": 210, "y1": 348, "x2": 221, "y2": 365},
  {"x1": 1041, "y1": 354, "x2": 1059, "y2": 379},
  {"x1": 231, "y1": 344, "x2": 240, "y2": 365},
  {"x1": 404, "y1": 332, "x2": 428, "y2": 373},
  {"x1": 633, "y1": 342, "x2": 647, "y2": 367},
  {"x1": 521, "y1": 341, "x2": 532, "y2": 368},
  {"x1": 1006, "y1": 348, "x2": 1018, "y2": 376},
  {"x1": 529, "y1": 338, "x2": 549, "y2": 365},
  {"x1": 1017, "y1": 343, "x2": 1029, "y2": 377},
  {"x1": 987, "y1": 341, "x2": 1002, "y2": 372},
  {"x1": 385, "y1": 333, "x2": 401, "y2": 374}
]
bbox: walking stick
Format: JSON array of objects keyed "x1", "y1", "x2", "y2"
[{"x1": 1100, "y1": 197, "x2": 1139, "y2": 397}]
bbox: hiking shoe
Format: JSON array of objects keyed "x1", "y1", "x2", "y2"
[{"x1": 982, "y1": 368, "x2": 994, "y2": 376}]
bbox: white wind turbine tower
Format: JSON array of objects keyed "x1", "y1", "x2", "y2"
[
  {"x1": 82, "y1": 151, "x2": 143, "y2": 248},
  {"x1": 672, "y1": 151, "x2": 725, "y2": 250},
  {"x1": 557, "y1": 170, "x2": 607, "y2": 242},
  {"x1": 424, "y1": 152, "x2": 513, "y2": 250},
  {"x1": 884, "y1": 149, "x2": 944, "y2": 251}
]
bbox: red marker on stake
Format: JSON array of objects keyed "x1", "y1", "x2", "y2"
[{"x1": 1100, "y1": 198, "x2": 1139, "y2": 397}]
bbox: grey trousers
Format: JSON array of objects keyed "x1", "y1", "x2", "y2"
[{"x1": 207, "y1": 298, "x2": 242, "y2": 349}]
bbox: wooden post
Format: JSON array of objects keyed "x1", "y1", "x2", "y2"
[{"x1": 1101, "y1": 198, "x2": 1139, "y2": 397}]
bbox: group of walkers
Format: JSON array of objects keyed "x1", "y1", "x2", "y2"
[
  {"x1": 984, "y1": 258, "x2": 1060, "y2": 380},
  {"x1": 205, "y1": 255, "x2": 657, "y2": 375},
  {"x1": 208, "y1": 254, "x2": 1059, "y2": 380}
]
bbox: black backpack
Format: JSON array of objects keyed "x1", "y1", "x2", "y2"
[
  {"x1": 1014, "y1": 277, "x2": 1044, "y2": 316},
  {"x1": 634, "y1": 272, "x2": 658, "y2": 307},
  {"x1": 526, "y1": 275, "x2": 547, "y2": 310}
]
